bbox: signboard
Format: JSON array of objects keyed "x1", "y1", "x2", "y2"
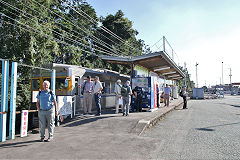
[
  {"x1": 134, "y1": 65, "x2": 148, "y2": 77},
  {"x1": 32, "y1": 91, "x2": 39, "y2": 103},
  {"x1": 20, "y1": 110, "x2": 28, "y2": 137},
  {"x1": 57, "y1": 96, "x2": 72, "y2": 116}
]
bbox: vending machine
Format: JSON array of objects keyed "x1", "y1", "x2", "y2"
[{"x1": 131, "y1": 77, "x2": 158, "y2": 111}]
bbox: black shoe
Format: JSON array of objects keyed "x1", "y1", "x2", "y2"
[
  {"x1": 40, "y1": 138, "x2": 44, "y2": 142},
  {"x1": 122, "y1": 113, "x2": 125, "y2": 116},
  {"x1": 95, "y1": 113, "x2": 101, "y2": 116}
]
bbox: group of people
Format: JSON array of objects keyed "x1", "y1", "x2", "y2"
[
  {"x1": 80, "y1": 75, "x2": 103, "y2": 116},
  {"x1": 36, "y1": 78, "x2": 188, "y2": 142}
]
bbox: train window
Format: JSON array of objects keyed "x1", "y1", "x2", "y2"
[
  {"x1": 111, "y1": 82, "x2": 115, "y2": 93},
  {"x1": 56, "y1": 78, "x2": 68, "y2": 90},
  {"x1": 32, "y1": 79, "x2": 40, "y2": 90},
  {"x1": 103, "y1": 82, "x2": 110, "y2": 94}
]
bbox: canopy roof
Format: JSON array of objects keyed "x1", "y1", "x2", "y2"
[{"x1": 101, "y1": 51, "x2": 185, "y2": 80}]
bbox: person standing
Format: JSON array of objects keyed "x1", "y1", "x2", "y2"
[
  {"x1": 156, "y1": 84, "x2": 160, "y2": 108},
  {"x1": 164, "y1": 84, "x2": 172, "y2": 107},
  {"x1": 121, "y1": 80, "x2": 132, "y2": 116},
  {"x1": 181, "y1": 87, "x2": 188, "y2": 109},
  {"x1": 93, "y1": 76, "x2": 103, "y2": 116},
  {"x1": 132, "y1": 85, "x2": 143, "y2": 112},
  {"x1": 114, "y1": 79, "x2": 122, "y2": 114},
  {"x1": 80, "y1": 76, "x2": 94, "y2": 115},
  {"x1": 36, "y1": 80, "x2": 57, "y2": 142}
]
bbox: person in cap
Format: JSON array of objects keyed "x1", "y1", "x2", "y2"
[
  {"x1": 80, "y1": 76, "x2": 94, "y2": 115},
  {"x1": 114, "y1": 79, "x2": 122, "y2": 114},
  {"x1": 36, "y1": 80, "x2": 57, "y2": 142},
  {"x1": 121, "y1": 80, "x2": 132, "y2": 116}
]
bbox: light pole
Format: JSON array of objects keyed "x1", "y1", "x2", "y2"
[{"x1": 195, "y1": 62, "x2": 199, "y2": 88}]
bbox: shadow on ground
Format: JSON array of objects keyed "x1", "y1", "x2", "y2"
[{"x1": 0, "y1": 140, "x2": 39, "y2": 148}]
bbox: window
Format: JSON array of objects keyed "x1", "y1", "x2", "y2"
[
  {"x1": 32, "y1": 79, "x2": 40, "y2": 90},
  {"x1": 56, "y1": 78, "x2": 68, "y2": 90},
  {"x1": 111, "y1": 82, "x2": 115, "y2": 93}
]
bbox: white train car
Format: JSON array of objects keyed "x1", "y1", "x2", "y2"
[{"x1": 31, "y1": 63, "x2": 130, "y2": 115}]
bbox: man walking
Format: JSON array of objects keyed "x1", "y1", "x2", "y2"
[
  {"x1": 121, "y1": 80, "x2": 132, "y2": 116},
  {"x1": 115, "y1": 79, "x2": 122, "y2": 114},
  {"x1": 37, "y1": 80, "x2": 57, "y2": 142},
  {"x1": 164, "y1": 84, "x2": 172, "y2": 107},
  {"x1": 93, "y1": 76, "x2": 103, "y2": 116},
  {"x1": 81, "y1": 76, "x2": 94, "y2": 115}
]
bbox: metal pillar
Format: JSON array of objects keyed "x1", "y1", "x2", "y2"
[
  {"x1": 51, "y1": 69, "x2": 56, "y2": 93},
  {"x1": 9, "y1": 62, "x2": 18, "y2": 140},
  {"x1": 0, "y1": 60, "x2": 9, "y2": 142}
]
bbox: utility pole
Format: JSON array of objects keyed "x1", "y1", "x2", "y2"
[
  {"x1": 229, "y1": 68, "x2": 232, "y2": 92},
  {"x1": 184, "y1": 62, "x2": 187, "y2": 87},
  {"x1": 222, "y1": 62, "x2": 224, "y2": 85},
  {"x1": 229, "y1": 68, "x2": 232, "y2": 85},
  {"x1": 195, "y1": 62, "x2": 199, "y2": 88}
]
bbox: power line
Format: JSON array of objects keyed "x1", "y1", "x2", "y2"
[
  {"x1": 61, "y1": 0, "x2": 139, "y2": 52},
  {"x1": 30, "y1": 0, "x2": 122, "y2": 55},
  {"x1": 0, "y1": 12, "x2": 116, "y2": 58},
  {"x1": 0, "y1": 0, "x2": 118, "y2": 56}
]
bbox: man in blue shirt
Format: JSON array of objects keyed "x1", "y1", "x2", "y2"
[
  {"x1": 164, "y1": 84, "x2": 172, "y2": 107},
  {"x1": 37, "y1": 80, "x2": 57, "y2": 142}
]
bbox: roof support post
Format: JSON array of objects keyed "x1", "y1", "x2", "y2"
[
  {"x1": 9, "y1": 62, "x2": 18, "y2": 140},
  {"x1": 0, "y1": 60, "x2": 9, "y2": 142}
]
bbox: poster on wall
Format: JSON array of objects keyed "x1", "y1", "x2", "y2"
[
  {"x1": 132, "y1": 77, "x2": 149, "y2": 91},
  {"x1": 57, "y1": 96, "x2": 72, "y2": 116}
]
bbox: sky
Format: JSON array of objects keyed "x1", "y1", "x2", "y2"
[{"x1": 86, "y1": 0, "x2": 240, "y2": 87}]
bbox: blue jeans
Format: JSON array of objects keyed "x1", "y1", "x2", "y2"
[{"x1": 94, "y1": 93, "x2": 101, "y2": 114}]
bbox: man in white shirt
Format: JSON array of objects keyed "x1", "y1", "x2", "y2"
[
  {"x1": 115, "y1": 79, "x2": 122, "y2": 114},
  {"x1": 164, "y1": 84, "x2": 172, "y2": 107},
  {"x1": 93, "y1": 76, "x2": 103, "y2": 116}
]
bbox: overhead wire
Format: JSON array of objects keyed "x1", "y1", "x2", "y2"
[
  {"x1": 0, "y1": 0, "x2": 118, "y2": 56},
  {"x1": 30, "y1": 0, "x2": 122, "y2": 55},
  {"x1": 61, "y1": 0, "x2": 140, "y2": 53},
  {"x1": 0, "y1": 11, "x2": 116, "y2": 57}
]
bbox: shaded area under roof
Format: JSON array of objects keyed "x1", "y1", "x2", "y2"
[{"x1": 101, "y1": 51, "x2": 185, "y2": 80}]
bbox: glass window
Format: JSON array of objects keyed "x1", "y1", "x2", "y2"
[
  {"x1": 32, "y1": 79, "x2": 40, "y2": 90},
  {"x1": 56, "y1": 78, "x2": 68, "y2": 90},
  {"x1": 103, "y1": 82, "x2": 110, "y2": 94},
  {"x1": 111, "y1": 82, "x2": 115, "y2": 93}
]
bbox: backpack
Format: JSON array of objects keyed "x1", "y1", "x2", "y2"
[
  {"x1": 121, "y1": 86, "x2": 129, "y2": 97},
  {"x1": 179, "y1": 91, "x2": 183, "y2": 97},
  {"x1": 81, "y1": 81, "x2": 87, "y2": 95}
]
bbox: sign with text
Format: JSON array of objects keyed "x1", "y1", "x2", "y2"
[{"x1": 20, "y1": 110, "x2": 28, "y2": 137}]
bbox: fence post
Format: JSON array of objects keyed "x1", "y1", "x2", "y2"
[
  {"x1": 9, "y1": 62, "x2": 18, "y2": 140},
  {"x1": 0, "y1": 60, "x2": 9, "y2": 142}
]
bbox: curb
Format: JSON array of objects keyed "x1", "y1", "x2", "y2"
[{"x1": 135, "y1": 100, "x2": 184, "y2": 136}]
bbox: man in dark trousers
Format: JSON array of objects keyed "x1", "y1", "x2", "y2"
[
  {"x1": 133, "y1": 85, "x2": 143, "y2": 112},
  {"x1": 181, "y1": 87, "x2": 188, "y2": 109}
]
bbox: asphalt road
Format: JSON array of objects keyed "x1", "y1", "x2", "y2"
[
  {"x1": 143, "y1": 95, "x2": 240, "y2": 160},
  {"x1": 1, "y1": 96, "x2": 240, "y2": 159}
]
